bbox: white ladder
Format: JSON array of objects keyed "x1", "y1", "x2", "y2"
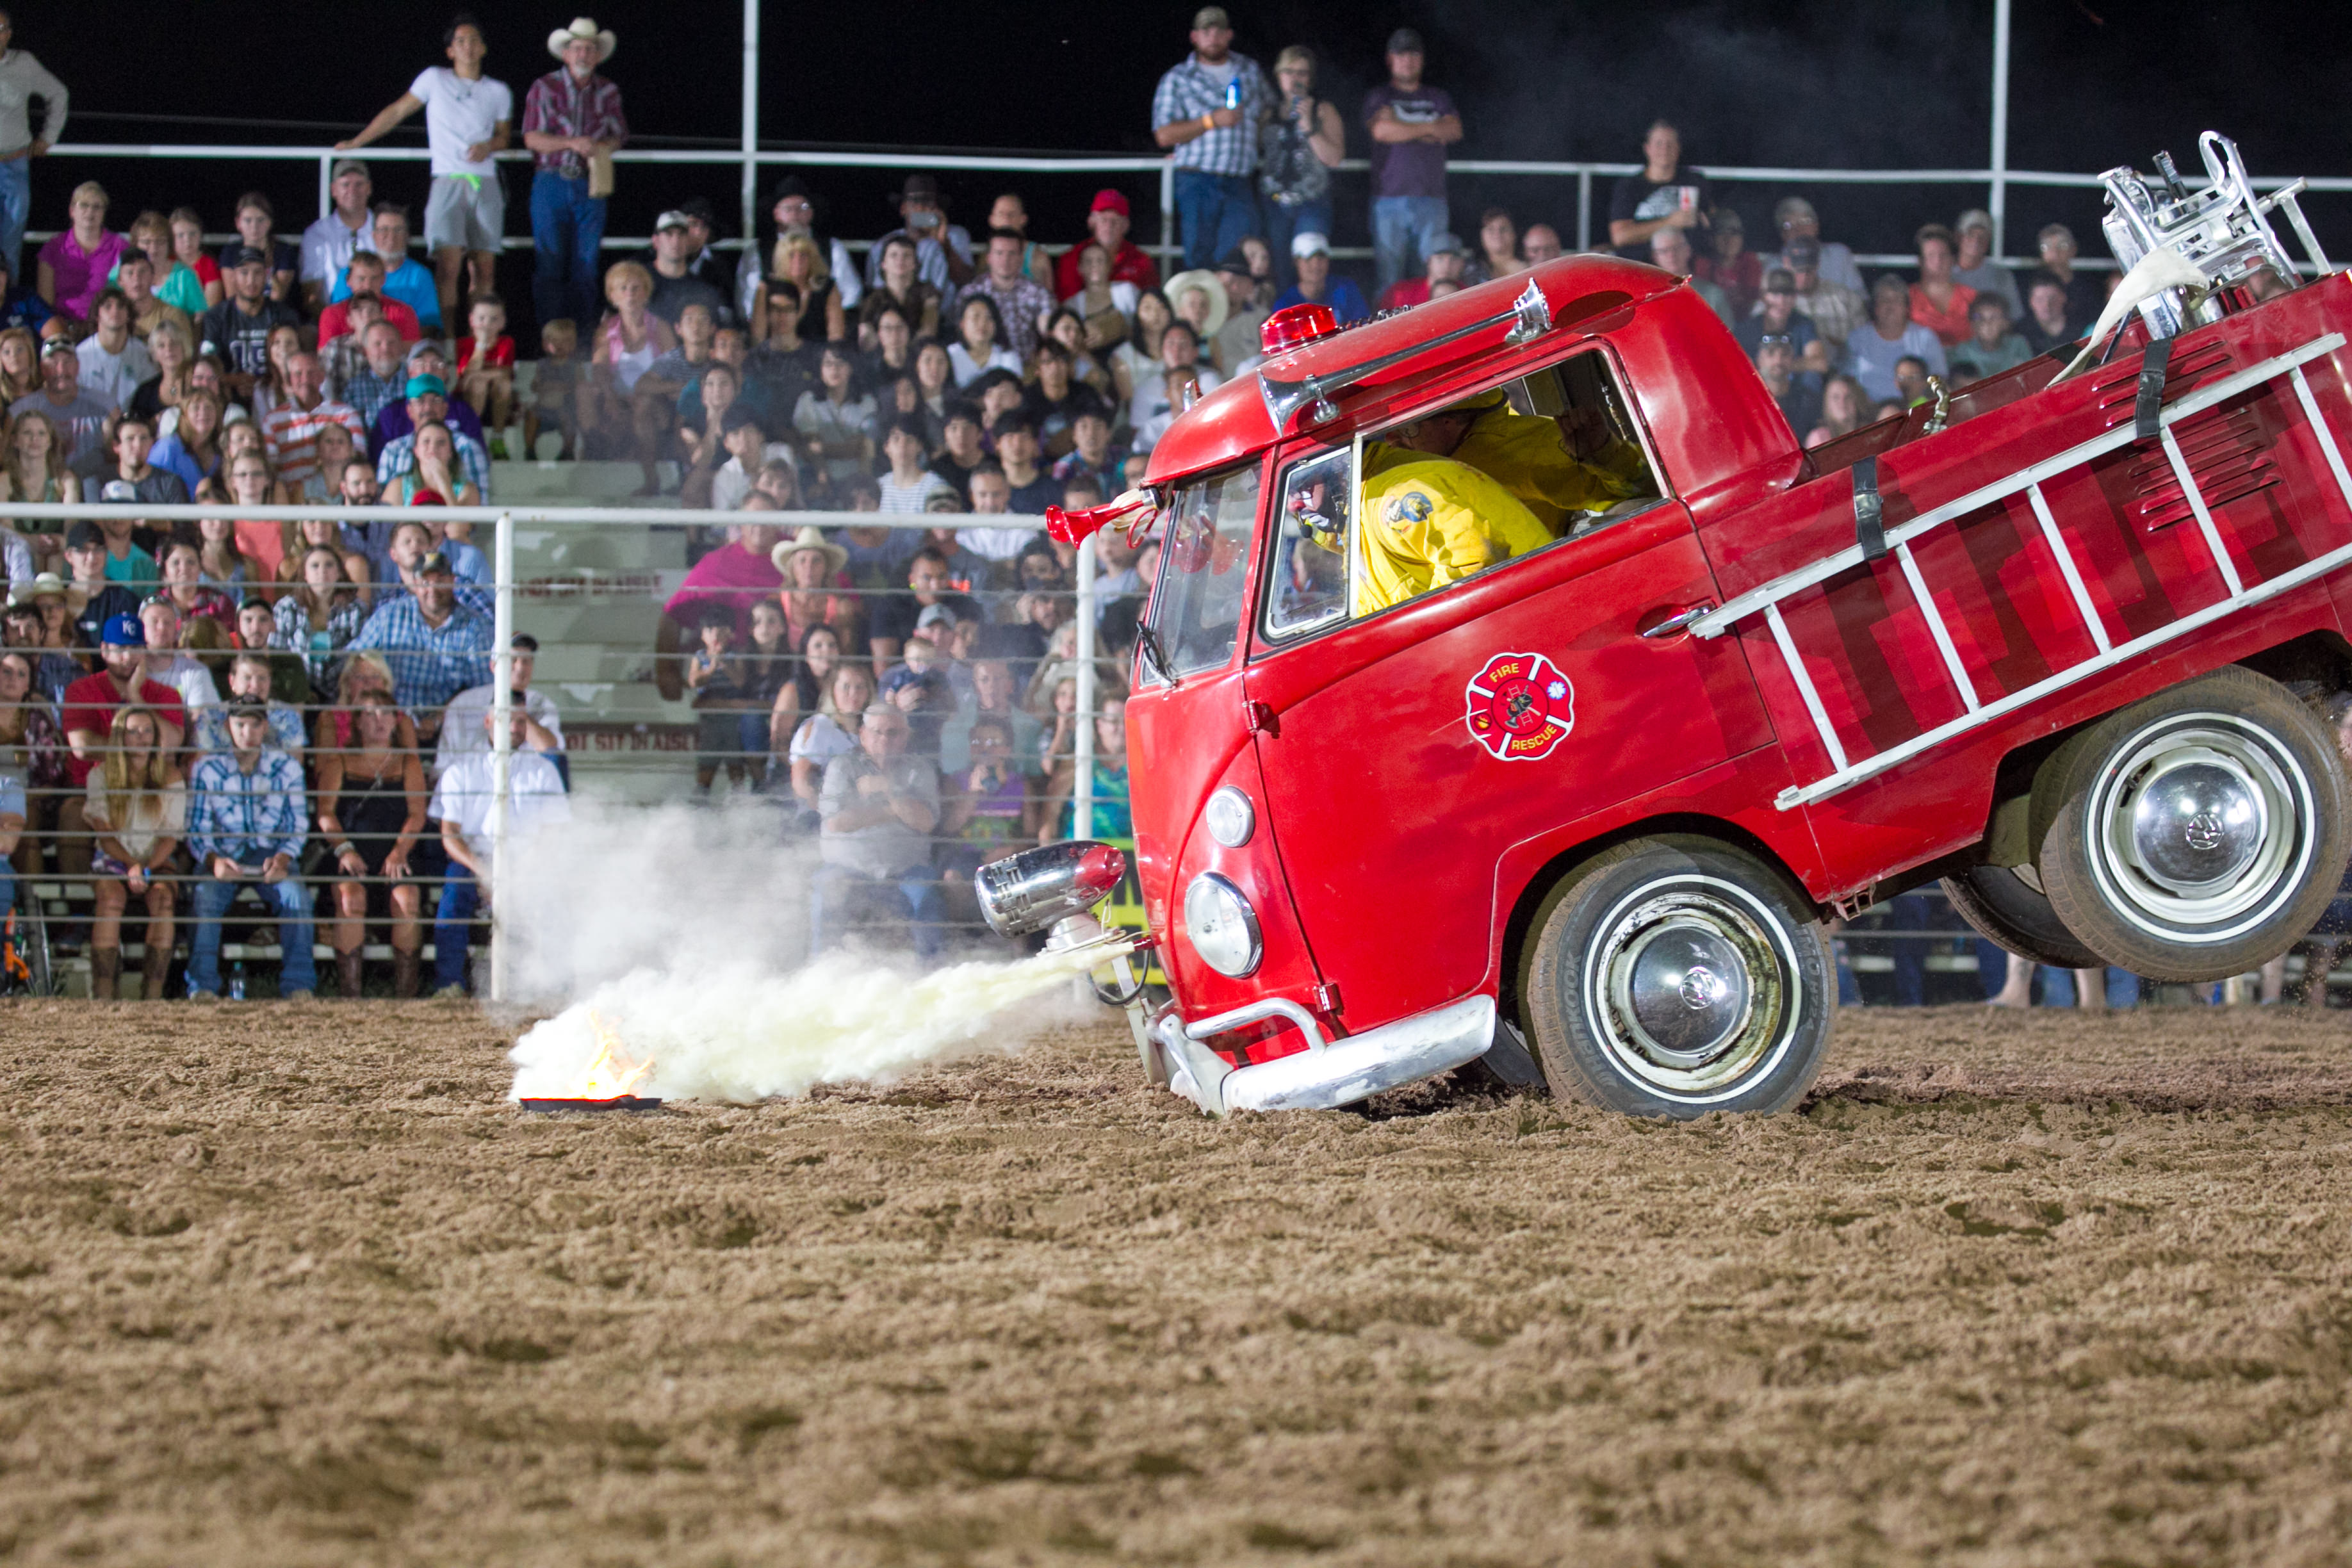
[{"x1": 1690, "y1": 332, "x2": 2352, "y2": 810}]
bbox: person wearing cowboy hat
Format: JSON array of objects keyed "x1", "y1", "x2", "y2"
[
  {"x1": 863, "y1": 172, "x2": 975, "y2": 297},
  {"x1": 1161, "y1": 265, "x2": 1231, "y2": 355},
  {"x1": 336, "y1": 15, "x2": 514, "y2": 334},
  {"x1": 769, "y1": 524, "x2": 849, "y2": 582},
  {"x1": 521, "y1": 17, "x2": 628, "y2": 332}
]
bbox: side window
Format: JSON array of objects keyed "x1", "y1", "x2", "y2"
[
  {"x1": 1262, "y1": 448, "x2": 1353, "y2": 640},
  {"x1": 1256, "y1": 349, "x2": 1669, "y2": 644}
]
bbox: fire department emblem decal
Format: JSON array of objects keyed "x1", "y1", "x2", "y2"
[{"x1": 1464, "y1": 651, "x2": 1574, "y2": 761}]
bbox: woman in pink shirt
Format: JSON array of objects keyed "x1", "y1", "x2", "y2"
[{"x1": 37, "y1": 182, "x2": 128, "y2": 327}]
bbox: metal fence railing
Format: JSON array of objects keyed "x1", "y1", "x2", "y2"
[
  {"x1": 31, "y1": 140, "x2": 2352, "y2": 273},
  {"x1": 2, "y1": 502, "x2": 1100, "y2": 1002}
]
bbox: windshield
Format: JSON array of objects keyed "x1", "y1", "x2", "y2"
[{"x1": 1143, "y1": 461, "x2": 1260, "y2": 682}]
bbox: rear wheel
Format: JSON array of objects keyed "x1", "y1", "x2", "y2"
[
  {"x1": 1940, "y1": 863, "x2": 2103, "y2": 968},
  {"x1": 2040, "y1": 667, "x2": 2351, "y2": 981},
  {"x1": 1523, "y1": 837, "x2": 1833, "y2": 1118}
]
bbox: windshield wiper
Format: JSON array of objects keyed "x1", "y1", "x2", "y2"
[{"x1": 1135, "y1": 625, "x2": 1175, "y2": 685}]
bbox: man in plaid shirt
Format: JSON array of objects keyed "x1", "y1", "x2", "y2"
[
  {"x1": 1151, "y1": 6, "x2": 1274, "y2": 269},
  {"x1": 186, "y1": 697, "x2": 317, "y2": 999},
  {"x1": 348, "y1": 551, "x2": 494, "y2": 739},
  {"x1": 522, "y1": 19, "x2": 628, "y2": 332}
]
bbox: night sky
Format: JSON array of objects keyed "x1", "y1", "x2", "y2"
[{"x1": 22, "y1": 0, "x2": 2352, "y2": 310}]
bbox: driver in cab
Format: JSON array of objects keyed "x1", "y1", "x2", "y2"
[
  {"x1": 1446, "y1": 389, "x2": 1652, "y2": 534},
  {"x1": 1355, "y1": 404, "x2": 1552, "y2": 616}
]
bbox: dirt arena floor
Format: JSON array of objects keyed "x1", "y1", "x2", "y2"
[{"x1": 5, "y1": 999, "x2": 2352, "y2": 1567}]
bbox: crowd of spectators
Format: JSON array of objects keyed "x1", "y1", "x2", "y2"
[{"x1": 0, "y1": 6, "x2": 2322, "y2": 999}]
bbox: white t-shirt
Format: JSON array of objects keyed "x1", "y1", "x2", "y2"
[
  {"x1": 429, "y1": 748, "x2": 569, "y2": 855},
  {"x1": 712, "y1": 444, "x2": 799, "y2": 514},
  {"x1": 76, "y1": 335, "x2": 154, "y2": 412},
  {"x1": 407, "y1": 68, "x2": 513, "y2": 178}
]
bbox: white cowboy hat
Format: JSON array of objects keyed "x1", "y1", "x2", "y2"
[
  {"x1": 547, "y1": 17, "x2": 617, "y2": 63},
  {"x1": 1163, "y1": 268, "x2": 1230, "y2": 341},
  {"x1": 771, "y1": 525, "x2": 849, "y2": 578}
]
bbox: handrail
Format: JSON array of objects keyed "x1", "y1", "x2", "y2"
[{"x1": 35, "y1": 139, "x2": 2352, "y2": 265}]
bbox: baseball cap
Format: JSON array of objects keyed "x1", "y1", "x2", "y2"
[
  {"x1": 654, "y1": 209, "x2": 690, "y2": 233},
  {"x1": 1291, "y1": 231, "x2": 1330, "y2": 260},
  {"x1": 404, "y1": 338, "x2": 446, "y2": 366},
  {"x1": 331, "y1": 158, "x2": 369, "y2": 181},
  {"x1": 1423, "y1": 231, "x2": 1466, "y2": 259},
  {"x1": 222, "y1": 245, "x2": 268, "y2": 269},
  {"x1": 1387, "y1": 27, "x2": 1425, "y2": 53},
  {"x1": 39, "y1": 335, "x2": 72, "y2": 358},
  {"x1": 64, "y1": 520, "x2": 102, "y2": 550},
  {"x1": 100, "y1": 612, "x2": 144, "y2": 648},
  {"x1": 915, "y1": 603, "x2": 958, "y2": 631},
  {"x1": 404, "y1": 373, "x2": 448, "y2": 399},
  {"x1": 1089, "y1": 189, "x2": 1130, "y2": 218},
  {"x1": 225, "y1": 693, "x2": 268, "y2": 718},
  {"x1": 1213, "y1": 249, "x2": 1254, "y2": 277},
  {"x1": 416, "y1": 550, "x2": 457, "y2": 578},
  {"x1": 1956, "y1": 208, "x2": 1994, "y2": 235},
  {"x1": 1774, "y1": 196, "x2": 1818, "y2": 227},
  {"x1": 1192, "y1": 6, "x2": 1230, "y2": 28}
]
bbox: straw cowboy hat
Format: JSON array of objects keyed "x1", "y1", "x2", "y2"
[
  {"x1": 771, "y1": 525, "x2": 849, "y2": 577},
  {"x1": 1162, "y1": 268, "x2": 1230, "y2": 340},
  {"x1": 547, "y1": 17, "x2": 617, "y2": 63}
]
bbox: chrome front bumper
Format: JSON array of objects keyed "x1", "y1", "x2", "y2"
[{"x1": 1148, "y1": 993, "x2": 1499, "y2": 1116}]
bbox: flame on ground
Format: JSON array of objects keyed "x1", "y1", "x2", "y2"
[{"x1": 507, "y1": 938, "x2": 1135, "y2": 1106}]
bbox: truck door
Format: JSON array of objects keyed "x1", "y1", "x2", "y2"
[{"x1": 1241, "y1": 348, "x2": 1777, "y2": 1031}]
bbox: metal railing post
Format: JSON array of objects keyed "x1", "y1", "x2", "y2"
[
  {"x1": 1991, "y1": 0, "x2": 2013, "y2": 258},
  {"x1": 1576, "y1": 168, "x2": 1592, "y2": 253},
  {"x1": 740, "y1": 0, "x2": 761, "y2": 257},
  {"x1": 317, "y1": 154, "x2": 332, "y2": 225},
  {"x1": 488, "y1": 511, "x2": 514, "y2": 1004},
  {"x1": 1074, "y1": 533, "x2": 1097, "y2": 841},
  {"x1": 1159, "y1": 161, "x2": 1177, "y2": 268}
]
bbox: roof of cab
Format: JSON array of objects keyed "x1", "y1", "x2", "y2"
[{"x1": 1146, "y1": 254, "x2": 1679, "y2": 485}]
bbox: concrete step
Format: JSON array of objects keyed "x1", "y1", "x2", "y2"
[{"x1": 490, "y1": 459, "x2": 681, "y2": 502}]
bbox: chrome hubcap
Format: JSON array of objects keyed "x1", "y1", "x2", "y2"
[
  {"x1": 2084, "y1": 714, "x2": 2314, "y2": 942},
  {"x1": 1585, "y1": 877, "x2": 1798, "y2": 1100}
]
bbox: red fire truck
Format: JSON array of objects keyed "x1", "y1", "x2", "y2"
[{"x1": 983, "y1": 134, "x2": 2352, "y2": 1119}]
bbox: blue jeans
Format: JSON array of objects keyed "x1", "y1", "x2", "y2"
[
  {"x1": 190, "y1": 872, "x2": 316, "y2": 995},
  {"x1": 808, "y1": 862, "x2": 943, "y2": 964},
  {"x1": 0, "y1": 158, "x2": 26, "y2": 283},
  {"x1": 1372, "y1": 195, "x2": 1450, "y2": 298},
  {"x1": 2036, "y1": 967, "x2": 2143, "y2": 1008},
  {"x1": 1260, "y1": 197, "x2": 1332, "y2": 290},
  {"x1": 435, "y1": 867, "x2": 482, "y2": 992},
  {"x1": 1173, "y1": 170, "x2": 1260, "y2": 271},
  {"x1": 530, "y1": 171, "x2": 608, "y2": 332}
]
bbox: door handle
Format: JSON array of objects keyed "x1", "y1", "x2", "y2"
[{"x1": 1639, "y1": 601, "x2": 1717, "y2": 639}]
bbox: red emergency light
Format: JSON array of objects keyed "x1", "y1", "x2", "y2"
[{"x1": 1261, "y1": 302, "x2": 1339, "y2": 356}]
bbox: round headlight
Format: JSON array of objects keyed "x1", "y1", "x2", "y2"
[
  {"x1": 1183, "y1": 872, "x2": 1262, "y2": 978},
  {"x1": 1204, "y1": 786, "x2": 1255, "y2": 848}
]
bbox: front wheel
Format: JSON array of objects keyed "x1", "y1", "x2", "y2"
[
  {"x1": 2039, "y1": 667, "x2": 2352, "y2": 981},
  {"x1": 1522, "y1": 837, "x2": 1834, "y2": 1118}
]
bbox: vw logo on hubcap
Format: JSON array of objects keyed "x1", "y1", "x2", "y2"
[{"x1": 1679, "y1": 965, "x2": 1724, "y2": 1011}]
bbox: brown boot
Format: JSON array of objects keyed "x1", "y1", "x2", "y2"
[
  {"x1": 141, "y1": 943, "x2": 172, "y2": 1000},
  {"x1": 338, "y1": 949, "x2": 365, "y2": 999},
  {"x1": 88, "y1": 947, "x2": 120, "y2": 1000},
  {"x1": 392, "y1": 950, "x2": 421, "y2": 998}
]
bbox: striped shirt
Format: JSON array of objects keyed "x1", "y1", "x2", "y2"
[
  {"x1": 1150, "y1": 52, "x2": 1274, "y2": 177},
  {"x1": 261, "y1": 398, "x2": 368, "y2": 488},
  {"x1": 348, "y1": 595, "x2": 494, "y2": 712},
  {"x1": 187, "y1": 748, "x2": 307, "y2": 865}
]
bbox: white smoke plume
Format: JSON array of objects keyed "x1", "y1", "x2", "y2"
[{"x1": 496, "y1": 801, "x2": 1124, "y2": 1104}]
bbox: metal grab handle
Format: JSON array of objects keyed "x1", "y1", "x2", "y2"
[{"x1": 1640, "y1": 601, "x2": 1717, "y2": 639}]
